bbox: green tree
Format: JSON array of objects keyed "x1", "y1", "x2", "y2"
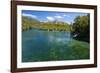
[
  {"x1": 72, "y1": 14, "x2": 90, "y2": 42},
  {"x1": 22, "y1": 16, "x2": 40, "y2": 31}
]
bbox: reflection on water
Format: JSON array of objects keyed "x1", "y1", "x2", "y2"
[
  {"x1": 47, "y1": 31, "x2": 71, "y2": 43},
  {"x1": 22, "y1": 29, "x2": 89, "y2": 62},
  {"x1": 22, "y1": 29, "x2": 71, "y2": 62}
]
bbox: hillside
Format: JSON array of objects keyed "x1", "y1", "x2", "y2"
[{"x1": 22, "y1": 16, "x2": 71, "y2": 31}]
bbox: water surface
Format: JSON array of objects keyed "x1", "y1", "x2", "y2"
[{"x1": 22, "y1": 29, "x2": 89, "y2": 62}]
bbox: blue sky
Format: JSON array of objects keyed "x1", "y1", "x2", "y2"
[{"x1": 22, "y1": 10, "x2": 88, "y2": 24}]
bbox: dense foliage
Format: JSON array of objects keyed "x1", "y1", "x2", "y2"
[{"x1": 71, "y1": 15, "x2": 90, "y2": 42}]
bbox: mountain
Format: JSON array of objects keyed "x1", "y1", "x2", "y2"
[
  {"x1": 22, "y1": 16, "x2": 71, "y2": 32},
  {"x1": 22, "y1": 16, "x2": 40, "y2": 31}
]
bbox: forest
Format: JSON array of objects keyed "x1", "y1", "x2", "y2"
[{"x1": 71, "y1": 14, "x2": 90, "y2": 42}]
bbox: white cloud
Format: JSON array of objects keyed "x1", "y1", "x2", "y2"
[
  {"x1": 66, "y1": 15, "x2": 71, "y2": 18},
  {"x1": 63, "y1": 14, "x2": 71, "y2": 18},
  {"x1": 46, "y1": 16, "x2": 55, "y2": 21},
  {"x1": 22, "y1": 13, "x2": 37, "y2": 19},
  {"x1": 54, "y1": 15, "x2": 63, "y2": 19},
  {"x1": 65, "y1": 14, "x2": 71, "y2": 18},
  {"x1": 63, "y1": 14, "x2": 67, "y2": 16}
]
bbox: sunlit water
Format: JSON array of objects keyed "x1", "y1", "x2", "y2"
[{"x1": 22, "y1": 29, "x2": 89, "y2": 62}]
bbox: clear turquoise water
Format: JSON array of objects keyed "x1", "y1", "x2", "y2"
[{"x1": 22, "y1": 29, "x2": 89, "y2": 62}]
